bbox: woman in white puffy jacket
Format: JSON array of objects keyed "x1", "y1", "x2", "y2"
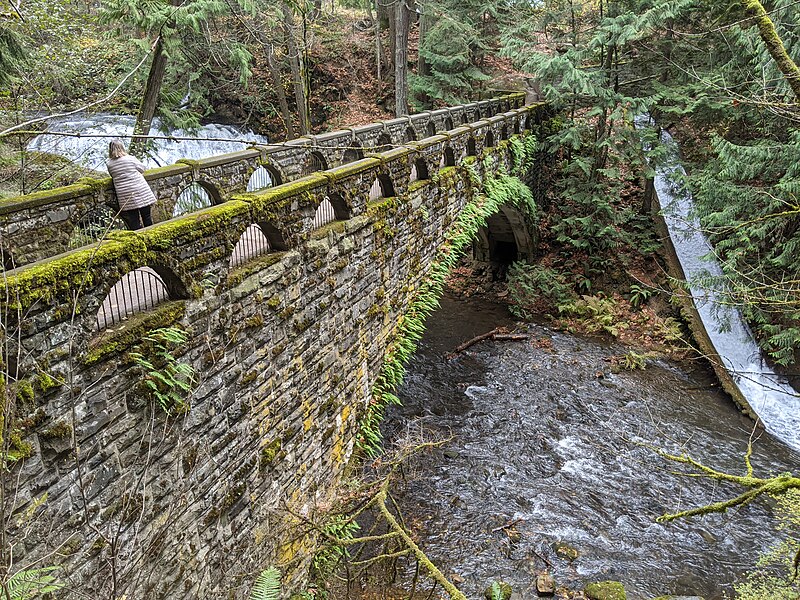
[{"x1": 107, "y1": 139, "x2": 157, "y2": 230}]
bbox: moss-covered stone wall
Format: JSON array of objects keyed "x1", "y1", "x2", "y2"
[
  {"x1": 0, "y1": 100, "x2": 547, "y2": 599},
  {"x1": 0, "y1": 94, "x2": 527, "y2": 269}
]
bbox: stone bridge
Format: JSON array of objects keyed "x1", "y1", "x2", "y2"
[{"x1": 0, "y1": 96, "x2": 550, "y2": 598}]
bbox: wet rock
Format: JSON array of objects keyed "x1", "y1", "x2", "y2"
[
  {"x1": 651, "y1": 597, "x2": 706, "y2": 600},
  {"x1": 536, "y1": 572, "x2": 556, "y2": 596},
  {"x1": 585, "y1": 581, "x2": 626, "y2": 600},
  {"x1": 443, "y1": 448, "x2": 460, "y2": 459},
  {"x1": 484, "y1": 581, "x2": 512, "y2": 600},
  {"x1": 554, "y1": 541, "x2": 579, "y2": 561}
]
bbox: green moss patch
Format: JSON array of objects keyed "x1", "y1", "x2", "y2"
[{"x1": 585, "y1": 581, "x2": 626, "y2": 600}]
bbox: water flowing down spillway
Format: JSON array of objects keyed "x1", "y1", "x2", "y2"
[
  {"x1": 27, "y1": 114, "x2": 269, "y2": 172},
  {"x1": 386, "y1": 295, "x2": 796, "y2": 599},
  {"x1": 650, "y1": 126, "x2": 800, "y2": 455}
]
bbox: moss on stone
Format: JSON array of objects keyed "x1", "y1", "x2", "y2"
[
  {"x1": 83, "y1": 301, "x2": 186, "y2": 366},
  {"x1": 234, "y1": 173, "x2": 328, "y2": 213},
  {"x1": 585, "y1": 581, "x2": 626, "y2": 600},
  {"x1": 3, "y1": 237, "x2": 147, "y2": 311},
  {"x1": 0, "y1": 182, "x2": 95, "y2": 214},
  {"x1": 259, "y1": 438, "x2": 282, "y2": 471},
  {"x1": 35, "y1": 371, "x2": 63, "y2": 396},
  {"x1": 137, "y1": 200, "x2": 250, "y2": 252},
  {"x1": 225, "y1": 251, "x2": 286, "y2": 288},
  {"x1": 40, "y1": 421, "x2": 73, "y2": 440}
]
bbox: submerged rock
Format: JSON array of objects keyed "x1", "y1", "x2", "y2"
[
  {"x1": 585, "y1": 580, "x2": 626, "y2": 600},
  {"x1": 554, "y1": 541, "x2": 579, "y2": 561},
  {"x1": 536, "y1": 572, "x2": 556, "y2": 596}
]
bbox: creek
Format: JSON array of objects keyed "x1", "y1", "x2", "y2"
[
  {"x1": 26, "y1": 114, "x2": 268, "y2": 172},
  {"x1": 384, "y1": 294, "x2": 799, "y2": 600}
]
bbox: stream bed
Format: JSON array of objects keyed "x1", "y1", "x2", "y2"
[{"x1": 385, "y1": 294, "x2": 800, "y2": 600}]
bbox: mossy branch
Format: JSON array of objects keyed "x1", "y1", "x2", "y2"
[
  {"x1": 656, "y1": 447, "x2": 800, "y2": 522},
  {"x1": 741, "y1": 0, "x2": 800, "y2": 102}
]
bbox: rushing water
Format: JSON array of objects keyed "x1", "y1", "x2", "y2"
[
  {"x1": 27, "y1": 114, "x2": 269, "y2": 172},
  {"x1": 643, "y1": 120, "x2": 800, "y2": 455},
  {"x1": 385, "y1": 294, "x2": 799, "y2": 600}
]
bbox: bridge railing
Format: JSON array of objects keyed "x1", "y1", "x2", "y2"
[{"x1": 0, "y1": 94, "x2": 529, "y2": 268}]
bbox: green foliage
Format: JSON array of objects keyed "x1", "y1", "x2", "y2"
[
  {"x1": 248, "y1": 566, "x2": 281, "y2": 600},
  {"x1": 558, "y1": 294, "x2": 630, "y2": 338},
  {"x1": 128, "y1": 327, "x2": 195, "y2": 413},
  {"x1": 2, "y1": 566, "x2": 64, "y2": 600},
  {"x1": 360, "y1": 144, "x2": 539, "y2": 456},
  {"x1": 411, "y1": 3, "x2": 490, "y2": 106},
  {"x1": 0, "y1": 20, "x2": 26, "y2": 86},
  {"x1": 311, "y1": 515, "x2": 360, "y2": 580},
  {"x1": 621, "y1": 350, "x2": 646, "y2": 370},
  {"x1": 628, "y1": 284, "x2": 654, "y2": 307},
  {"x1": 507, "y1": 262, "x2": 574, "y2": 318}
]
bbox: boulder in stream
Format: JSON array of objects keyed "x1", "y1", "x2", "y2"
[
  {"x1": 535, "y1": 572, "x2": 556, "y2": 596},
  {"x1": 585, "y1": 580, "x2": 626, "y2": 600}
]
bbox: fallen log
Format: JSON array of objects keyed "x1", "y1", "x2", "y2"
[{"x1": 446, "y1": 328, "x2": 529, "y2": 359}]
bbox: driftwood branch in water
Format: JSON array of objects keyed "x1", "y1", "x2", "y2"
[{"x1": 446, "y1": 327, "x2": 529, "y2": 359}]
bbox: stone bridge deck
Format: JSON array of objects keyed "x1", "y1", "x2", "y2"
[
  {"x1": 1, "y1": 93, "x2": 528, "y2": 268},
  {"x1": 1, "y1": 97, "x2": 549, "y2": 599}
]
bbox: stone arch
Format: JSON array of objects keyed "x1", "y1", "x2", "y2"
[
  {"x1": 0, "y1": 246, "x2": 14, "y2": 271},
  {"x1": 444, "y1": 116, "x2": 454, "y2": 131},
  {"x1": 513, "y1": 119, "x2": 521, "y2": 135},
  {"x1": 466, "y1": 138, "x2": 477, "y2": 157},
  {"x1": 376, "y1": 132, "x2": 393, "y2": 152},
  {"x1": 247, "y1": 165, "x2": 282, "y2": 192},
  {"x1": 440, "y1": 146, "x2": 456, "y2": 168},
  {"x1": 485, "y1": 130, "x2": 495, "y2": 148},
  {"x1": 230, "y1": 224, "x2": 271, "y2": 268},
  {"x1": 525, "y1": 114, "x2": 535, "y2": 130},
  {"x1": 460, "y1": 112, "x2": 469, "y2": 125},
  {"x1": 312, "y1": 193, "x2": 349, "y2": 229},
  {"x1": 404, "y1": 126, "x2": 417, "y2": 143},
  {"x1": 473, "y1": 205, "x2": 536, "y2": 279},
  {"x1": 259, "y1": 222, "x2": 289, "y2": 251},
  {"x1": 95, "y1": 265, "x2": 186, "y2": 330},
  {"x1": 410, "y1": 158, "x2": 429, "y2": 182},
  {"x1": 426, "y1": 121, "x2": 436, "y2": 138},
  {"x1": 370, "y1": 174, "x2": 396, "y2": 200},
  {"x1": 69, "y1": 204, "x2": 124, "y2": 248},
  {"x1": 174, "y1": 181, "x2": 220, "y2": 217},
  {"x1": 303, "y1": 150, "x2": 329, "y2": 175},
  {"x1": 500, "y1": 124, "x2": 509, "y2": 140},
  {"x1": 342, "y1": 145, "x2": 364, "y2": 163}
]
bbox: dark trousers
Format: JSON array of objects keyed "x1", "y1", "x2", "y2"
[{"x1": 120, "y1": 206, "x2": 153, "y2": 231}]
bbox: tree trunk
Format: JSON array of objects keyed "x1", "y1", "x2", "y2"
[
  {"x1": 378, "y1": 0, "x2": 395, "y2": 70},
  {"x1": 370, "y1": 0, "x2": 382, "y2": 92},
  {"x1": 281, "y1": 2, "x2": 310, "y2": 135},
  {"x1": 394, "y1": 0, "x2": 410, "y2": 117},
  {"x1": 265, "y1": 43, "x2": 296, "y2": 139},
  {"x1": 741, "y1": 0, "x2": 800, "y2": 102},
  {"x1": 417, "y1": 0, "x2": 430, "y2": 78},
  {"x1": 130, "y1": 36, "x2": 167, "y2": 157}
]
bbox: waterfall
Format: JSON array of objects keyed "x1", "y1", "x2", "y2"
[
  {"x1": 27, "y1": 114, "x2": 269, "y2": 173},
  {"x1": 645, "y1": 119, "x2": 800, "y2": 454}
]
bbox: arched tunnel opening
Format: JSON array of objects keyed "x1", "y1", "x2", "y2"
[{"x1": 473, "y1": 211, "x2": 524, "y2": 281}]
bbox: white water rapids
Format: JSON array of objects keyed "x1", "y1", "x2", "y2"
[
  {"x1": 27, "y1": 114, "x2": 269, "y2": 172},
  {"x1": 649, "y1": 122, "x2": 800, "y2": 455}
]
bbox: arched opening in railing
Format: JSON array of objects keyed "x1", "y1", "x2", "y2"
[
  {"x1": 460, "y1": 112, "x2": 469, "y2": 125},
  {"x1": 513, "y1": 120, "x2": 521, "y2": 135},
  {"x1": 426, "y1": 122, "x2": 436, "y2": 138},
  {"x1": 303, "y1": 151, "x2": 328, "y2": 175},
  {"x1": 444, "y1": 116, "x2": 454, "y2": 131},
  {"x1": 410, "y1": 158, "x2": 430, "y2": 182},
  {"x1": 500, "y1": 124, "x2": 509, "y2": 140},
  {"x1": 247, "y1": 166, "x2": 282, "y2": 192},
  {"x1": 95, "y1": 266, "x2": 170, "y2": 330},
  {"x1": 485, "y1": 130, "x2": 495, "y2": 148},
  {"x1": 376, "y1": 132, "x2": 392, "y2": 152},
  {"x1": 525, "y1": 114, "x2": 535, "y2": 130},
  {"x1": 404, "y1": 126, "x2": 417, "y2": 142},
  {"x1": 230, "y1": 224, "x2": 271, "y2": 268},
  {"x1": 439, "y1": 146, "x2": 456, "y2": 168},
  {"x1": 467, "y1": 138, "x2": 477, "y2": 157},
  {"x1": 174, "y1": 182, "x2": 219, "y2": 217},
  {"x1": 369, "y1": 174, "x2": 396, "y2": 200},
  {"x1": 312, "y1": 194, "x2": 349, "y2": 229},
  {"x1": 342, "y1": 145, "x2": 364, "y2": 164},
  {"x1": 0, "y1": 247, "x2": 14, "y2": 271},
  {"x1": 69, "y1": 204, "x2": 125, "y2": 248}
]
